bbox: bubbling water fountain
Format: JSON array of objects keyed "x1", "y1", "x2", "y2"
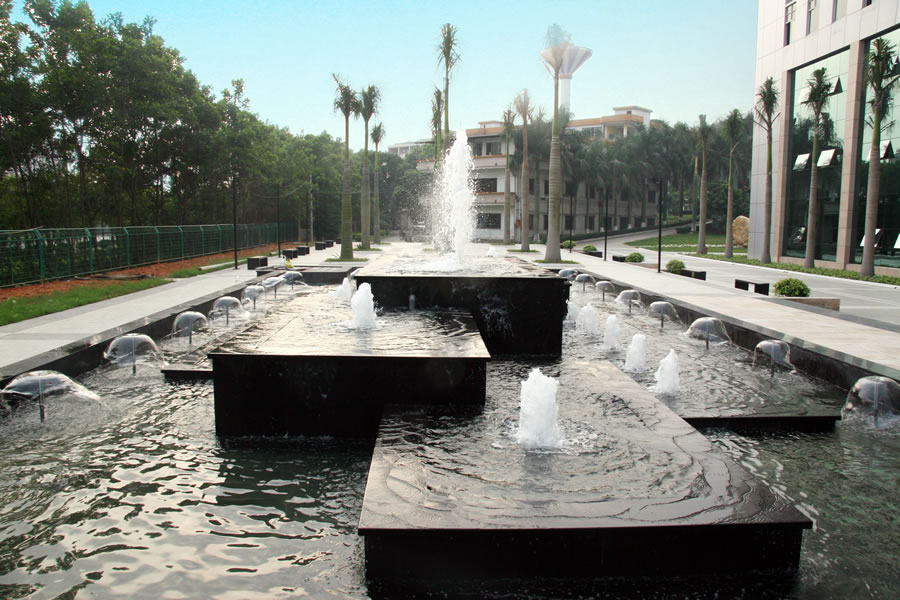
[
  {"x1": 653, "y1": 349, "x2": 680, "y2": 395},
  {"x1": 330, "y1": 277, "x2": 356, "y2": 303},
  {"x1": 603, "y1": 315, "x2": 621, "y2": 351},
  {"x1": 624, "y1": 333, "x2": 647, "y2": 372},
  {"x1": 648, "y1": 301, "x2": 679, "y2": 330},
  {"x1": 515, "y1": 368, "x2": 562, "y2": 449},
  {"x1": 565, "y1": 299, "x2": 580, "y2": 323},
  {"x1": 431, "y1": 130, "x2": 476, "y2": 264},
  {"x1": 103, "y1": 333, "x2": 164, "y2": 374},
  {"x1": 687, "y1": 317, "x2": 730, "y2": 349},
  {"x1": 349, "y1": 282, "x2": 378, "y2": 330},
  {"x1": 842, "y1": 376, "x2": 900, "y2": 427},
  {"x1": 575, "y1": 303, "x2": 600, "y2": 335},
  {"x1": 754, "y1": 340, "x2": 793, "y2": 377}
]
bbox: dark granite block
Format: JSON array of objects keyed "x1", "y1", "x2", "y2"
[
  {"x1": 247, "y1": 256, "x2": 268, "y2": 269},
  {"x1": 296, "y1": 246, "x2": 310, "y2": 255},
  {"x1": 315, "y1": 241, "x2": 326, "y2": 250}
]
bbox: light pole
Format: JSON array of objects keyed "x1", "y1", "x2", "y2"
[
  {"x1": 232, "y1": 173, "x2": 238, "y2": 269},
  {"x1": 276, "y1": 182, "x2": 281, "y2": 257},
  {"x1": 603, "y1": 186, "x2": 609, "y2": 261},
  {"x1": 657, "y1": 179, "x2": 663, "y2": 273}
]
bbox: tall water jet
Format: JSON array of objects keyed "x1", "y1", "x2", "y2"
[
  {"x1": 653, "y1": 349, "x2": 680, "y2": 395},
  {"x1": 602, "y1": 315, "x2": 621, "y2": 351},
  {"x1": 648, "y1": 301, "x2": 679, "y2": 330},
  {"x1": 350, "y1": 282, "x2": 378, "y2": 329},
  {"x1": 624, "y1": 334, "x2": 647, "y2": 372},
  {"x1": 565, "y1": 299, "x2": 581, "y2": 323},
  {"x1": 431, "y1": 129, "x2": 476, "y2": 264},
  {"x1": 575, "y1": 303, "x2": 600, "y2": 335},
  {"x1": 842, "y1": 376, "x2": 900, "y2": 427},
  {"x1": 754, "y1": 340, "x2": 792, "y2": 377},
  {"x1": 330, "y1": 277, "x2": 356, "y2": 303},
  {"x1": 515, "y1": 368, "x2": 562, "y2": 449},
  {"x1": 687, "y1": 317, "x2": 730, "y2": 348}
]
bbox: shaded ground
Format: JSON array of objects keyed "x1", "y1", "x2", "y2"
[{"x1": 0, "y1": 244, "x2": 278, "y2": 301}]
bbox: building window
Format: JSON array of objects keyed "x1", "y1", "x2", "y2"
[
  {"x1": 475, "y1": 178, "x2": 497, "y2": 193},
  {"x1": 484, "y1": 141, "x2": 501, "y2": 155},
  {"x1": 476, "y1": 213, "x2": 501, "y2": 229},
  {"x1": 586, "y1": 215, "x2": 595, "y2": 230},
  {"x1": 543, "y1": 179, "x2": 549, "y2": 196},
  {"x1": 832, "y1": 0, "x2": 846, "y2": 21},
  {"x1": 807, "y1": 0, "x2": 817, "y2": 35},
  {"x1": 543, "y1": 215, "x2": 548, "y2": 231},
  {"x1": 785, "y1": 2, "x2": 796, "y2": 45},
  {"x1": 470, "y1": 143, "x2": 482, "y2": 157},
  {"x1": 564, "y1": 215, "x2": 574, "y2": 230},
  {"x1": 529, "y1": 179, "x2": 535, "y2": 194},
  {"x1": 565, "y1": 181, "x2": 576, "y2": 197},
  {"x1": 528, "y1": 215, "x2": 534, "y2": 229}
]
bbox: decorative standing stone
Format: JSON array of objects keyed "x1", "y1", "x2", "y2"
[{"x1": 733, "y1": 216, "x2": 749, "y2": 247}]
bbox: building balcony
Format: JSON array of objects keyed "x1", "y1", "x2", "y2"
[
  {"x1": 474, "y1": 192, "x2": 508, "y2": 206},
  {"x1": 472, "y1": 154, "x2": 506, "y2": 170}
]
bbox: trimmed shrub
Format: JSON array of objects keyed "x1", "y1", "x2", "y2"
[
  {"x1": 561, "y1": 239, "x2": 576, "y2": 249},
  {"x1": 666, "y1": 259, "x2": 685, "y2": 274},
  {"x1": 625, "y1": 252, "x2": 645, "y2": 263},
  {"x1": 774, "y1": 278, "x2": 810, "y2": 297},
  {"x1": 583, "y1": 244, "x2": 597, "y2": 252}
]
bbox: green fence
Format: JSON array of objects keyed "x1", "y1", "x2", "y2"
[{"x1": 1, "y1": 223, "x2": 296, "y2": 287}]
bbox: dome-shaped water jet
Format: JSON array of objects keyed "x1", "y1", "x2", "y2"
[
  {"x1": 103, "y1": 333, "x2": 163, "y2": 375},
  {"x1": 574, "y1": 273, "x2": 596, "y2": 292},
  {"x1": 242, "y1": 285, "x2": 266, "y2": 310},
  {"x1": 558, "y1": 268, "x2": 579, "y2": 281},
  {"x1": 649, "y1": 301, "x2": 679, "y2": 330},
  {"x1": 1, "y1": 370, "x2": 100, "y2": 422},
  {"x1": 595, "y1": 280, "x2": 616, "y2": 302},
  {"x1": 687, "y1": 317, "x2": 730, "y2": 349},
  {"x1": 754, "y1": 340, "x2": 792, "y2": 377},
  {"x1": 843, "y1": 376, "x2": 900, "y2": 426},
  {"x1": 209, "y1": 296, "x2": 245, "y2": 327},
  {"x1": 615, "y1": 290, "x2": 643, "y2": 314}
]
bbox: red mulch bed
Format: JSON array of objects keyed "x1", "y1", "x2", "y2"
[{"x1": 0, "y1": 245, "x2": 279, "y2": 301}]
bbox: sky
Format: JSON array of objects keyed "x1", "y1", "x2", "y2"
[{"x1": 13, "y1": 0, "x2": 759, "y2": 151}]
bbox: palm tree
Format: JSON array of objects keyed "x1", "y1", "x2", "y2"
[
  {"x1": 529, "y1": 113, "x2": 550, "y2": 242},
  {"x1": 802, "y1": 67, "x2": 832, "y2": 268},
  {"x1": 438, "y1": 23, "x2": 459, "y2": 150},
  {"x1": 723, "y1": 109, "x2": 745, "y2": 258},
  {"x1": 502, "y1": 106, "x2": 516, "y2": 244},
  {"x1": 695, "y1": 115, "x2": 712, "y2": 254},
  {"x1": 861, "y1": 38, "x2": 900, "y2": 277},
  {"x1": 332, "y1": 73, "x2": 358, "y2": 260},
  {"x1": 371, "y1": 122, "x2": 385, "y2": 245},
  {"x1": 431, "y1": 87, "x2": 443, "y2": 164},
  {"x1": 357, "y1": 85, "x2": 380, "y2": 249},
  {"x1": 755, "y1": 77, "x2": 780, "y2": 264},
  {"x1": 514, "y1": 89, "x2": 534, "y2": 251},
  {"x1": 541, "y1": 25, "x2": 571, "y2": 263}
]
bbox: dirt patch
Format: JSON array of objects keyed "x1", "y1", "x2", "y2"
[{"x1": 0, "y1": 244, "x2": 279, "y2": 301}]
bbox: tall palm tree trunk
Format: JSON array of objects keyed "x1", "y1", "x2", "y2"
[
  {"x1": 761, "y1": 130, "x2": 773, "y2": 264},
  {"x1": 803, "y1": 136, "x2": 820, "y2": 268},
  {"x1": 533, "y1": 159, "x2": 541, "y2": 242},
  {"x1": 520, "y1": 150, "x2": 530, "y2": 252},
  {"x1": 503, "y1": 160, "x2": 511, "y2": 243},
  {"x1": 861, "y1": 111, "x2": 883, "y2": 277},
  {"x1": 361, "y1": 159, "x2": 370, "y2": 249},
  {"x1": 725, "y1": 150, "x2": 735, "y2": 258},
  {"x1": 373, "y1": 149, "x2": 381, "y2": 244},
  {"x1": 340, "y1": 116, "x2": 353, "y2": 260},
  {"x1": 697, "y1": 150, "x2": 708, "y2": 254}
]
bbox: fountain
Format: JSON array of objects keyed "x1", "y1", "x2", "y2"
[
  {"x1": 602, "y1": 314, "x2": 621, "y2": 351},
  {"x1": 565, "y1": 299, "x2": 580, "y2": 323},
  {"x1": 330, "y1": 277, "x2": 356, "y2": 302},
  {"x1": 574, "y1": 273, "x2": 595, "y2": 291},
  {"x1": 754, "y1": 339, "x2": 792, "y2": 376},
  {"x1": 842, "y1": 375, "x2": 900, "y2": 426},
  {"x1": 595, "y1": 280, "x2": 616, "y2": 302},
  {"x1": 515, "y1": 368, "x2": 562, "y2": 449},
  {"x1": 575, "y1": 302, "x2": 600, "y2": 335},
  {"x1": 558, "y1": 268, "x2": 579, "y2": 281},
  {"x1": 653, "y1": 349, "x2": 680, "y2": 395},
  {"x1": 615, "y1": 289, "x2": 642, "y2": 313},
  {"x1": 623, "y1": 334, "x2": 647, "y2": 372},
  {"x1": 687, "y1": 316, "x2": 730, "y2": 348},
  {"x1": 282, "y1": 271, "x2": 305, "y2": 287},
  {"x1": 486, "y1": 245, "x2": 497, "y2": 257},
  {"x1": 350, "y1": 283, "x2": 378, "y2": 329},
  {"x1": 103, "y1": 333, "x2": 164, "y2": 374},
  {"x1": 242, "y1": 284, "x2": 266, "y2": 310},
  {"x1": 431, "y1": 129, "x2": 475, "y2": 264},
  {"x1": 0, "y1": 370, "x2": 100, "y2": 421},
  {"x1": 648, "y1": 301, "x2": 679, "y2": 330},
  {"x1": 209, "y1": 296, "x2": 245, "y2": 327}
]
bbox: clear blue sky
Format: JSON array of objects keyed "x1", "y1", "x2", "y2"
[{"x1": 13, "y1": 0, "x2": 759, "y2": 150}]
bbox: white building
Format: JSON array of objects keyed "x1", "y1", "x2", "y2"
[{"x1": 749, "y1": 0, "x2": 900, "y2": 274}]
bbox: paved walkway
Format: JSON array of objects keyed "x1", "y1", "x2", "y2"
[{"x1": 1, "y1": 236, "x2": 898, "y2": 383}]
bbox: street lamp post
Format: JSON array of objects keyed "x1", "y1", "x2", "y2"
[
  {"x1": 232, "y1": 173, "x2": 238, "y2": 269},
  {"x1": 276, "y1": 182, "x2": 281, "y2": 257},
  {"x1": 603, "y1": 186, "x2": 609, "y2": 261},
  {"x1": 568, "y1": 193, "x2": 574, "y2": 253},
  {"x1": 657, "y1": 179, "x2": 663, "y2": 273}
]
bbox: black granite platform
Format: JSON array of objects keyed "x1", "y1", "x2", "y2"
[
  {"x1": 297, "y1": 265, "x2": 359, "y2": 284},
  {"x1": 358, "y1": 361, "x2": 811, "y2": 582},
  {"x1": 354, "y1": 255, "x2": 568, "y2": 356},
  {"x1": 211, "y1": 289, "x2": 490, "y2": 437}
]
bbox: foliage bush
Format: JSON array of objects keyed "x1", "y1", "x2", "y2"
[
  {"x1": 665, "y1": 259, "x2": 685, "y2": 274},
  {"x1": 774, "y1": 278, "x2": 810, "y2": 297},
  {"x1": 582, "y1": 244, "x2": 597, "y2": 252},
  {"x1": 625, "y1": 252, "x2": 645, "y2": 263},
  {"x1": 561, "y1": 239, "x2": 576, "y2": 249}
]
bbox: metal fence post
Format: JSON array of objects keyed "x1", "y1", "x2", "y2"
[
  {"x1": 85, "y1": 228, "x2": 94, "y2": 274},
  {"x1": 34, "y1": 230, "x2": 46, "y2": 281},
  {"x1": 179, "y1": 226, "x2": 184, "y2": 259},
  {"x1": 154, "y1": 227, "x2": 160, "y2": 263}
]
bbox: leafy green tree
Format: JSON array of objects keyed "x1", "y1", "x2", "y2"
[
  {"x1": 371, "y1": 122, "x2": 385, "y2": 244},
  {"x1": 332, "y1": 73, "x2": 358, "y2": 260},
  {"x1": 431, "y1": 87, "x2": 442, "y2": 164},
  {"x1": 860, "y1": 38, "x2": 899, "y2": 277},
  {"x1": 754, "y1": 77, "x2": 779, "y2": 264},
  {"x1": 514, "y1": 89, "x2": 534, "y2": 251},
  {"x1": 722, "y1": 109, "x2": 745, "y2": 257},
  {"x1": 695, "y1": 114, "x2": 712, "y2": 253},
  {"x1": 801, "y1": 67, "x2": 832, "y2": 268},
  {"x1": 357, "y1": 84, "x2": 379, "y2": 249},
  {"x1": 438, "y1": 23, "x2": 459, "y2": 151}
]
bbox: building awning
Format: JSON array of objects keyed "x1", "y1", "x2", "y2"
[
  {"x1": 817, "y1": 148, "x2": 839, "y2": 168},
  {"x1": 793, "y1": 153, "x2": 810, "y2": 171}
]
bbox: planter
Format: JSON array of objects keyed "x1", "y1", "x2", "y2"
[
  {"x1": 780, "y1": 297, "x2": 841, "y2": 311},
  {"x1": 581, "y1": 250, "x2": 603, "y2": 258}
]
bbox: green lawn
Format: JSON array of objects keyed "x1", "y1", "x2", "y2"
[
  {"x1": 0, "y1": 278, "x2": 170, "y2": 326},
  {"x1": 626, "y1": 233, "x2": 747, "y2": 254}
]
